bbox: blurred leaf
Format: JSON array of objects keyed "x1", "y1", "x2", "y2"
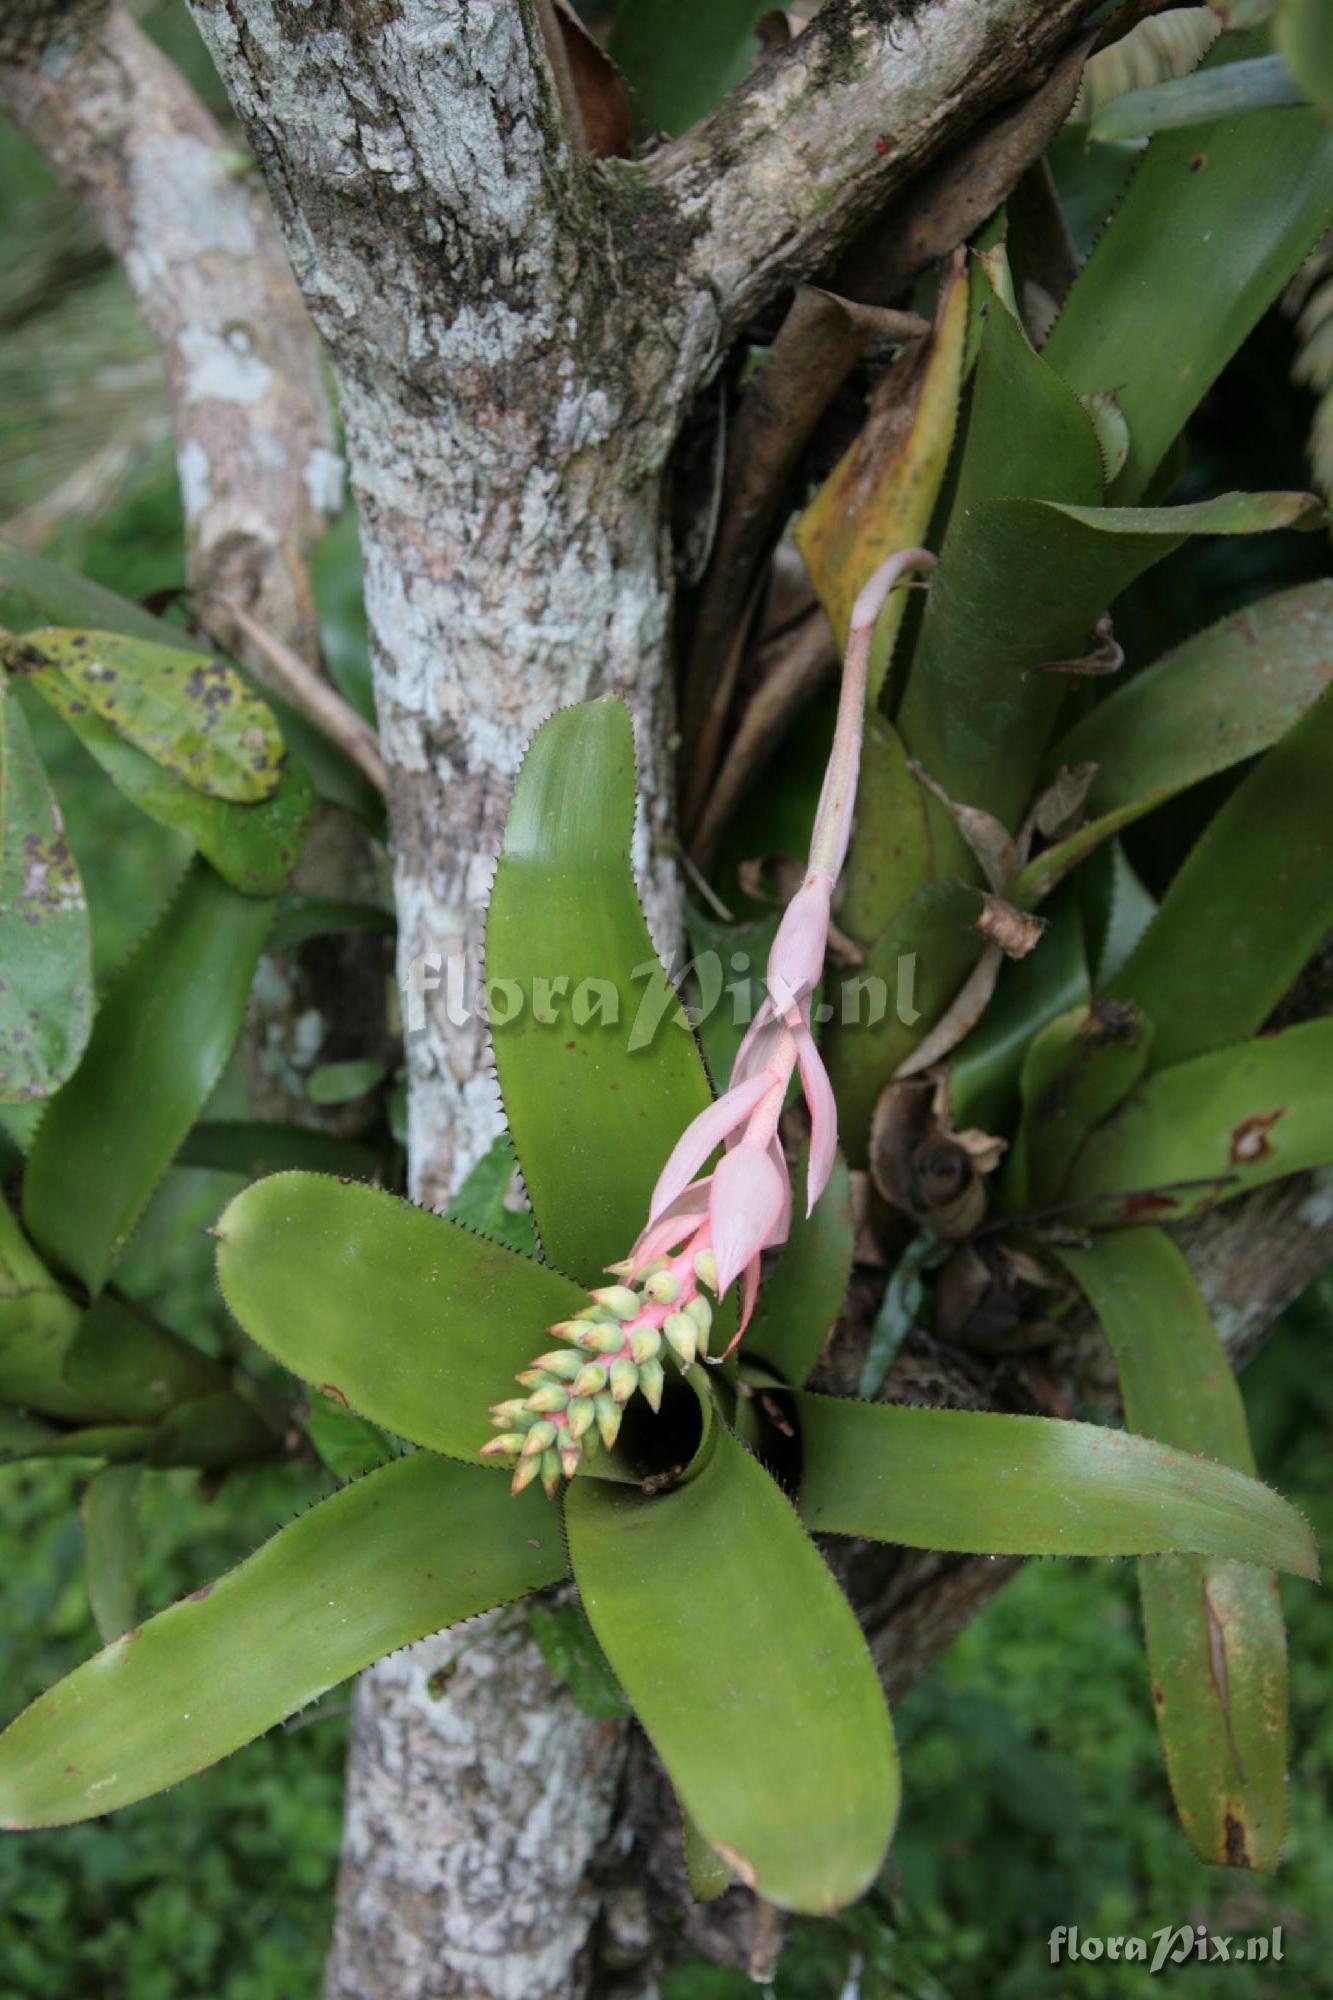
[
  {"x1": 270, "y1": 894, "x2": 392, "y2": 950},
  {"x1": 303, "y1": 1387, "x2": 393, "y2": 1481},
  {"x1": 1063, "y1": 1017, "x2": 1333, "y2": 1218},
  {"x1": 0, "y1": 1284, "x2": 98, "y2": 1424},
  {"x1": 81, "y1": 1464, "x2": 141, "y2": 1645},
  {"x1": 304, "y1": 1058, "x2": 385, "y2": 1106},
  {"x1": 214, "y1": 1172, "x2": 584, "y2": 1467},
  {"x1": 858, "y1": 1233, "x2": 948, "y2": 1398},
  {"x1": 175, "y1": 1119, "x2": 380, "y2": 1181},
  {"x1": 1045, "y1": 35, "x2": 1333, "y2": 498},
  {"x1": 683, "y1": 1806, "x2": 736, "y2": 1901},
  {"x1": 1275, "y1": 0, "x2": 1333, "y2": 117},
  {"x1": 23, "y1": 859, "x2": 274, "y2": 1293},
  {"x1": 445, "y1": 1133, "x2": 537, "y2": 1259},
  {"x1": 1106, "y1": 688, "x2": 1333, "y2": 1065},
  {"x1": 147, "y1": 1390, "x2": 276, "y2": 1470},
  {"x1": 27, "y1": 664, "x2": 313, "y2": 896},
  {"x1": 609, "y1": 0, "x2": 767, "y2": 134},
  {"x1": 0, "y1": 676, "x2": 91, "y2": 1102},
  {"x1": 1023, "y1": 581, "x2": 1333, "y2": 903},
  {"x1": 0, "y1": 1406, "x2": 60, "y2": 1460},
  {"x1": 0, "y1": 1452, "x2": 564, "y2": 1827},
  {"x1": 794, "y1": 1393, "x2": 1318, "y2": 1576},
  {"x1": 4, "y1": 1422, "x2": 156, "y2": 1464},
  {"x1": 1090, "y1": 53, "x2": 1304, "y2": 140},
  {"x1": 1059, "y1": 1229, "x2": 1288, "y2": 1871},
  {"x1": 17, "y1": 629, "x2": 284, "y2": 803},
  {"x1": 746, "y1": 1147, "x2": 853, "y2": 1388},
  {"x1": 1003, "y1": 1000, "x2": 1154, "y2": 1212},
  {"x1": 796, "y1": 252, "x2": 967, "y2": 695},
  {"x1": 487, "y1": 697, "x2": 713, "y2": 1286},
  {"x1": 0, "y1": 538, "x2": 178, "y2": 646},
  {"x1": 566, "y1": 1424, "x2": 900, "y2": 1913},
  {"x1": 525, "y1": 1600, "x2": 631, "y2": 1720}
]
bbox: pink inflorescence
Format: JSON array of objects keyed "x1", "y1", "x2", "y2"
[{"x1": 484, "y1": 548, "x2": 935, "y2": 1494}]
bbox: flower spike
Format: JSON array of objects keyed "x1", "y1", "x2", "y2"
[{"x1": 482, "y1": 548, "x2": 934, "y2": 1488}]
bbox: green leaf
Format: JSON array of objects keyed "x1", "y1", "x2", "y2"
[
  {"x1": 304, "y1": 1388, "x2": 394, "y2": 1481},
  {"x1": 1058, "y1": 1229, "x2": 1288, "y2": 1871},
  {"x1": 609, "y1": 0, "x2": 766, "y2": 134},
  {"x1": 822, "y1": 881, "x2": 989, "y2": 1162},
  {"x1": 525, "y1": 1601, "x2": 632, "y2": 1720},
  {"x1": 487, "y1": 697, "x2": 713, "y2": 1286},
  {"x1": 17, "y1": 629, "x2": 285, "y2": 803},
  {"x1": 82, "y1": 1464, "x2": 141, "y2": 1645},
  {"x1": 0, "y1": 1285, "x2": 99, "y2": 1423},
  {"x1": 1022, "y1": 581, "x2": 1333, "y2": 904},
  {"x1": 1003, "y1": 1000, "x2": 1153, "y2": 1212},
  {"x1": 1090, "y1": 53, "x2": 1305, "y2": 140},
  {"x1": 22, "y1": 859, "x2": 274, "y2": 1293},
  {"x1": 0, "y1": 538, "x2": 182, "y2": 646},
  {"x1": 838, "y1": 719, "x2": 934, "y2": 946},
  {"x1": 897, "y1": 272, "x2": 1104, "y2": 837},
  {"x1": 445, "y1": 1133, "x2": 538, "y2": 1258},
  {"x1": 0, "y1": 677, "x2": 92, "y2": 1103},
  {"x1": 61, "y1": 1291, "x2": 226, "y2": 1423},
  {"x1": 304, "y1": 1057, "x2": 386, "y2": 1105},
  {"x1": 147, "y1": 1390, "x2": 277, "y2": 1469},
  {"x1": 1044, "y1": 40, "x2": 1333, "y2": 499},
  {"x1": 1105, "y1": 690, "x2": 1333, "y2": 1067},
  {"x1": 900, "y1": 486, "x2": 1322, "y2": 838},
  {"x1": 0, "y1": 1407, "x2": 60, "y2": 1460},
  {"x1": 1276, "y1": 0, "x2": 1333, "y2": 116},
  {"x1": 948, "y1": 883, "x2": 1090, "y2": 1135},
  {"x1": 8, "y1": 1423, "x2": 157, "y2": 1463},
  {"x1": 0, "y1": 1452, "x2": 565, "y2": 1827},
  {"x1": 25, "y1": 661, "x2": 314, "y2": 897},
  {"x1": 745, "y1": 1147, "x2": 852, "y2": 1388},
  {"x1": 1062, "y1": 1018, "x2": 1333, "y2": 1219},
  {"x1": 270, "y1": 894, "x2": 393, "y2": 950},
  {"x1": 566, "y1": 1424, "x2": 900, "y2": 1912},
  {"x1": 214, "y1": 1172, "x2": 584, "y2": 1466},
  {"x1": 175, "y1": 1119, "x2": 380, "y2": 1181},
  {"x1": 793, "y1": 1392, "x2": 1317, "y2": 1577}
]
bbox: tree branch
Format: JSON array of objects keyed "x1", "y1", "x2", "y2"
[
  {"x1": 645, "y1": 0, "x2": 1103, "y2": 349},
  {"x1": 0, "y1": 0, "x2": 342, "y2": 664}
]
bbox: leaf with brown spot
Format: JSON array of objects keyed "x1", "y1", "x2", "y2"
[
  {"x1": 18, "y1": 629, "x2": 285, "y2": 804},
  {"x1": 1059, "y1": 1229, "x2": 1291, "y2": 1871},
  {"x1": 0, "y1": 674, "x2": 91, "y2": 1103}
]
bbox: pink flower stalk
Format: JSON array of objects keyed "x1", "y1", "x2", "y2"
[{"x1": 485, "y1": 548, "x2": 935, "y2": 1492}]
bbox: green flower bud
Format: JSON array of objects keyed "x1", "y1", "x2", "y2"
[
  {"x1": 515, "y1": 1367, "x2": 554, "y2": 1390},
  {"x1": 566, "y1": 1396, "x2": 595, "y2": 1441},
  {"x1": 558, "y1": 1439, "x2": 582, "y2": 1481},
  {"x1": 511, "y1": 1456, "x2": 542, "y2": 1495},
  {"x1": 520, "y1": 1419, "x2": 557, "y2": 1458},
  {"x1": 574, "y1": 1322, "x2": 625, "y2": 1355},
  {"x1": 693, "y1": 1248, "x2": 718, "y2": 1292},
  {"x1": 480, "y1": 1433, "x2": 525, "y2": 1459},
  {"x1": 488, "y1": 1399, "x2": 530, "y2": 1427},
  {"x1": 642, "y1": 1270, "x2": 679, "y2": 1305},
  {"x1": 525, "y1": 1383, "x2": 570, "y2": 1415},
  {"x1": 662, "y1": 1311, "x2": 697, "y2": 1368},
  {"x1": 590, "y1": 1285, "x2": 641, "y2": 1320},
  {"x1": 547, "y1": 1319, "x2": 589, "y2": 1341},
  {"x1": 629, "y1": 1323, "x2": 662, "y2": 1365},
  {"x1": 541, "y1": 1449, "x2": 564, "y2": 1498},
  {"x1": 685, "y1": 1292, "x2": 712, "y2": 1343},
  {"x1": 595, "y1": 1394, "x2": 622, "y2": 1449},
  {"x1": 533, "y1": 1349, "x2": 584, "y2": 1381},
  {"x1": 608, "y1": 1355, "x2": 639, "y2": 1405},
  {"x1": 639, "y1": 1356, "x2": 665, "y2": 1413},
  {"x1": 572, "y1": 1360, "x2": 608, "y2": 1398}
]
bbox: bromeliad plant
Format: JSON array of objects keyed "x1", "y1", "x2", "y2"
[{"x1": 2, "y1": 10, "x2": 1333, "y2": 1920}]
